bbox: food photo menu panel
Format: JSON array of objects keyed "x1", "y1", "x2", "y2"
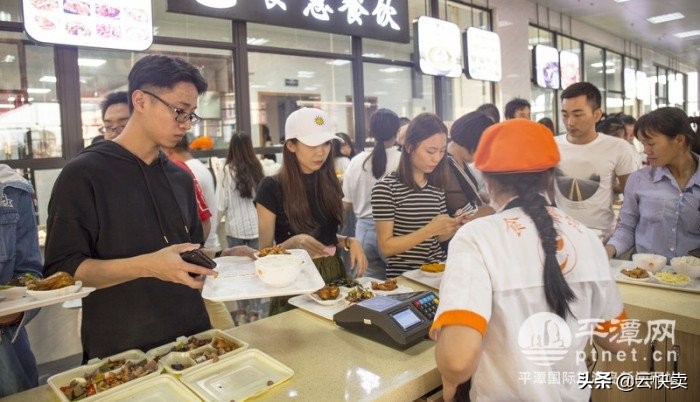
[
  {"x1": 464, "y1": 27, "x2": 502, "y2": 82},
  {"x1": 22, "y1": 0, "x2": 153, "y2": 51}
]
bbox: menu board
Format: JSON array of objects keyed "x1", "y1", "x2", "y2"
[
  {"x1": 624, "y1": 68, "x2": 636, "y2": 100},
  {"x1": 532, "y1": 44, "x2": 560, "y2": 89},
  {"x1": 559, "y1": 50, "x2": 580, "y2": 89},
  {"x1": 415, "y1": 16, "x2": 462, "y2": 78},
  {"x1": 463, "y1": 27, "x2": 502, "y2": 82},
  {"x1": 22, "y1": 0, "x2": 153, "y2": 51}
]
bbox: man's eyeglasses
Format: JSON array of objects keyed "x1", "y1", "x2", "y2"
[
  {"x1": 141, "y1": 90, "x2": 201, "y2": 125},
  {"x1": 98, "y1": 126, "x2": 125, "y2": 135}
]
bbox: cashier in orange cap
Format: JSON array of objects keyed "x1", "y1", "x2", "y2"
[{"x1": 430, "y1": 119, "x2": 629, "y2": 401}]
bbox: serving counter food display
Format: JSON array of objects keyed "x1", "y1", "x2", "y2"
[{"x1": 3, "y1": 275, "x2": 699, "y2": 401}]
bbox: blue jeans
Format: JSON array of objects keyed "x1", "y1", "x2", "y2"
[
  {"x1": 226, "y1": 236, "x2": 259, "y2": 250},
  {"x1": 1, "y1": 327, "x2": 39, "y2": 397},
  {"x1": 355, "y1": 217, "x2": 387, "y2": 280}
]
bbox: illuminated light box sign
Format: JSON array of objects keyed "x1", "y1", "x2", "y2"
[
  {"x1": 22, "y1": 0, "x2": 153, "y2": 51},
  {"x1": 559, "y1": 50, "x2": 580, "y2": 89},
  {"x1": 414, "y1": 16, "x2": 462, "y2": 78},
  {"x1": 168, "y1": 0, "x2": 409, "y2": 43},
  {"x1": 532, "y1": 44, "x2": 560, "y2": 89},
  {"x1": 636, "y1": 71, "x2": 650, "y2": 103},
  {"x1": 463, "y1": 27, "x2": 501, "y2": 82}
]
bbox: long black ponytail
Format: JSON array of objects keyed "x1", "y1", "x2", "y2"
[
  {"x1": 486, "y1": 170, "x2": 577, "y2": 319},
  {"x1": 363, "y1": 108, "x2": 400, "y2": 179}
]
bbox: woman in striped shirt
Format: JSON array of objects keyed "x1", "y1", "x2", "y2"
[{"x1": 372, "y1": 113, "x2": 466, "y2": 278}]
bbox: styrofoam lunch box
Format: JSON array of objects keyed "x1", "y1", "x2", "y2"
[
  {"x1": 96, "y1": 374, "x2": 200, "y2": 401},
  {"x1": 145, "y1": 329, "x2": 248, "y2": 376},
  {"x1": 47, "y1": 349, "x2": 161, "y2": 402},
  {"x1": 180, "y1": 348, "x2": 294, "y2": 402}
]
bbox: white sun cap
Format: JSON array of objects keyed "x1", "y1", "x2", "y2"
[{"x1": 284, "y1": 107, "x2": 339, "y2": 146}]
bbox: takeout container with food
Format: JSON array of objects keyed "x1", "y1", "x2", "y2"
[
  {"x1": 180, "y1": 348, "x2": 294, "y2": 402},
  {"x1": 97, "y1": 374, "x2": 199, "y2": 401},
  {"x1": 670, "y1": 256, "x2": 700, "y2": 279},
  {"x1": 47, "y1": 349, "x2": 160, "y2": 402},
  {"x1": 145, "y1": 329, "x2": 248, "y2": 376},
  {"x1": 631, "y1": 253, "x2": 667, "y2": 272}
]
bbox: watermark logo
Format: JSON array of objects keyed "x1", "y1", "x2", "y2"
[{"x1": 518, "y1": 312, "x2": 572, "y2": 366}]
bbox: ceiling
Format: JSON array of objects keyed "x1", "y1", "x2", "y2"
[{"x1": 533, "y1": 0, "x2": 700, "y2": 70}]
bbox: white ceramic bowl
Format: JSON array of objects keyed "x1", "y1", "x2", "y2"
[
  {"x1": 631, "y1": 253, "x2": 667, "y2": 273},
  {"x1": 254, "y1": 254, "x2": 304, "y2": 288},
  {"x1": 670, "y1": 256, "x2": 700, "y2": 279}
]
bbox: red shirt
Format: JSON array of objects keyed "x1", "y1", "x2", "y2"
[{"x1": 172, "y1": 159, "x2": 212, "y2": 222}]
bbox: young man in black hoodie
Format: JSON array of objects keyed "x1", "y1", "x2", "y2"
[{"x1": 44, "y1": 55, "x2": 222, "y2": 360}]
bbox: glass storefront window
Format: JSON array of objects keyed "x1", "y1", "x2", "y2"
[
  {"x1": 583, "y1": 43, "x2": 604, "y2": 92},
  {"x1": 0, "y1": 0, "x2": 21, "y2": 22},
  {"x1": 248, "y1": 52, "x2": 355, "y2": 148},
  {"x1": 0, "y1": 32, "x2": 61, "y2": 161},
  {"x1": 78, "y1": 45, "x2": 234, "y2": 150},
  {"x1": 247, "y1": 24, "x2": 351, "y2": 55},
  {"x1": 532, "y1": 86, "x2": 557, "y2": 133},
  {"x1": 606, "y1": 51, "x2": 623, "y2": 92},
  {"x1": 363, "y1": 62, "x2": 435, "y2": 124},
  {"x1": 606, "y1": 94, "x2": 623, "y2": 115},
  {"x1": 362, "y1": 1, "x2": 427, "y2": 62},
  {"x1": 153, "y1": 0, "x2": 232, "y2": 42}
]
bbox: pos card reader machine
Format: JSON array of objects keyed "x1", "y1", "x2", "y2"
[{"x1": 333, "y1": 291, "x2": 439, "y2": 349}]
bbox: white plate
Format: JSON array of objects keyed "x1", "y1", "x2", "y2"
[
  {"x1": 289, "y1": 293, "x2": 350, "y2": 320},
  {"x1": 308, "y1": 291, "x2": 346, "y2": 306},
  {"x1": 653, "y1": 272, "x2": 692, "y2": 287},
  {"x1": 616, "y1": 273, "x2": 652, "y2": 283},
  {"x1": 26, "y1": 281, "x2": 82, "y2": 299},
  {"x1": 202, "y1": 250, "x2": 324, "y2": 302},
  {"x1": 402, "y1": 269, "x2": 442, "y2": 290},
  {"x1": 356, "y1": 277, "x2": 413, "y2": 295},
  {"x1": 0, "y1": 286, "x2": 26, "y2": 299}
]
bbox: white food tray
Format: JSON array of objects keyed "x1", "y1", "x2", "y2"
[
  {"x1": 611, "y1": 259, "x2": 700, "y2": 294},
  {"x1": 402, "y1": 269, "x2": 442, "y2": 290},
  {"x1": 202, "y1": 250, "x2": 324, "y2": 302},
  {"x1": 98, "y1": 375, "x2": 199, "y2": 401},
  {"x1": 145, "y1": 329, "x2": 248, "y2": 376},
  {"x1": 180, "y1": 348, "x2": 294, "y2": 402},
  {"x1": 47, "y1": 349, "x2": 160, "y2": 402},
  {"x1": 0, "y1": 285, "x2": 95, "y2": 316},
  {"x1": 288, "y1": 277, "x2": 413, "y2": 321}
]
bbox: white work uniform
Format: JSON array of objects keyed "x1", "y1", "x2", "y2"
[{"x1": 432, "y1": 205, "x2": 625, "y2": 401}]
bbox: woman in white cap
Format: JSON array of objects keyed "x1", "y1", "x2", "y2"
[
  {"x1": 431, "y1": 119, "x2": 628, "y2": 401},
  {"x1": 255, "y1": 108, "x2": 367, "y2": 314}
]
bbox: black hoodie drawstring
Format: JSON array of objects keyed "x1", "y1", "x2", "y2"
[{"x1": 134, "y1": 152, "x2": 192, "y2": 245}]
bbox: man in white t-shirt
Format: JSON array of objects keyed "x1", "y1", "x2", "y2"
[{"x1": 555, "y1": 82, "x2": 637, "y2": 232}]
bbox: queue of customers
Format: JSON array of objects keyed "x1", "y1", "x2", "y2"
[{"x1": 1, "y1": 53, "x2": 698, "y2": 401}]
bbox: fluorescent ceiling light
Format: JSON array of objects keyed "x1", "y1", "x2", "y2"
[
  {"x1": 379, "y1": 67, "x2": 404, "y2": 73},
  {"x1": 673, "y1": 30, "x2": 700, "y2": 38},
  {"x1": 0, "y1": 104, "x2": 14, "y2": 109},
  {"x1": 27, "y1": 88, "x2": 51, "y2": 94},
  {"x1": 326, "y1": 60, "x2": 351, "y2": 66},
  {"x1": 196, "y1": 0, "x2": 237, "y2": 8},
  {"x1": 613, "y1": 0, "x2": 631, "y2": 3},
  {"x1": 77, "y1": 58, "x2": 106, "y2": 67},
  {"x1": 297, "y1": 70, "x2": 315, "y2": 78},
  {"x1": 250, "y1": 84, "x2": 266, "y2": 89},
  {"x1": 304, "y1": 86, "x2": 318, "y2": 91},
  {"x1": 247, "y1": 37, "x2": 269, "y2": 45},
  {"x1": 7, "y1": 96, "x2": 15, "y2": 102},
  {"x1": 362, "y1": 53, "x2": 385, "y2": 58},
  {"x1": 2, "y1": 54, "x2": 15, "y2": 63},
  {"x1": 646, "y1": 12, "x2": 684, "y2": 24},
  {"x1": 39, "y1": 76, "x2": 57, "y2": 83}
]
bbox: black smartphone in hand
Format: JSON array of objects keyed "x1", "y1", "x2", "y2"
[{"x1": 180, "y1": 248, "x2": 217, "y2": 272}]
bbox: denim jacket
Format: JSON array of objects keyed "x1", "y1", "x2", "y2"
[{"x1": 0, "y1": 166, "x2": 43, "y2": 396}]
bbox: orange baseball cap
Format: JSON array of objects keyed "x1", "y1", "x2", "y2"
[{"x1": 474, "y1": 118, "x2": 560, "y2": 173}]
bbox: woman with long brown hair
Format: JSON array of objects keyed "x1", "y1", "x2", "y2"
[
  {"x1": 255, "y1": 108, "x2": 367, "y2": 313},
  {"x1": 217, "y1": 133, "x2": 264, "y2": 249}
]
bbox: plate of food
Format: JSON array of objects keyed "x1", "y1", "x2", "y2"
[
  {"x1": 26, "y1": 272, "x2": 82, "y2": 299},
  {"x1": 419, "y1": 262, "x2": 445, "y2": 278},
  {"x1": 361, "y1": 278, "x2": 413, "y2": 296},
  {"x1": 308, "y1": 285, "x2": 346, "y2": 306},
  {"x1": 653, "y1": 271, "x2": 692, "y2": 287},
  {"x1": 618, "y1": 267, "x2": 652, "y2": 282},
  {"x1": 0, "y1": 285, "x2": 27, "y2": 299}
]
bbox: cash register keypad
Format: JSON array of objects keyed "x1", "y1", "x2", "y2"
[{"x1": 413, "y1": 293, "x2": 439, "y2": 319}]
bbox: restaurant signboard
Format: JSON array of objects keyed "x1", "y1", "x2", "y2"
[
  {"x1": 414, "y1": 16, "x2": 462, "y2": 78},
  {"x1": 22, "y1": 0, "x2": 153, "y2": 51},
  {"x1": 168, "y1": 0, "x2": 410, "y2": 43},
  {"x1": 463, "y1": 27, "x2": 501, "y2": 82}
]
